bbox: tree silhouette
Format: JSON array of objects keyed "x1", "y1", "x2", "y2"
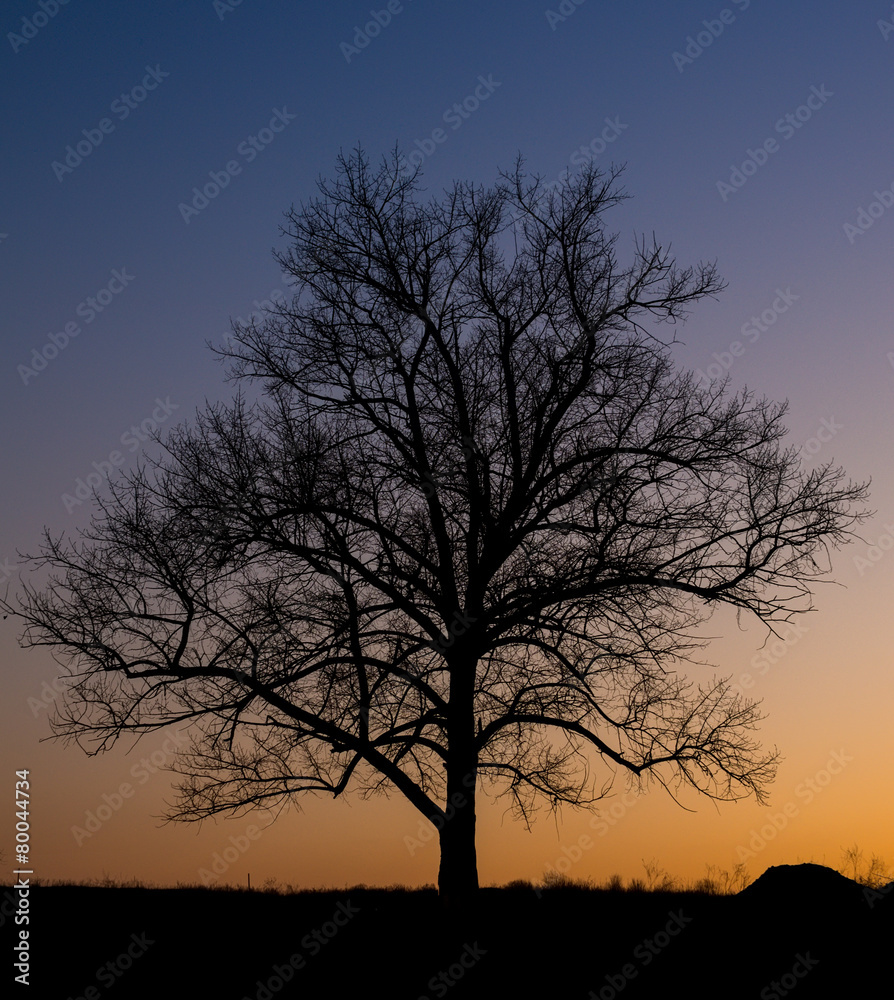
[{"x1": 6, "y1": 149, "x2": 869, "y2": 911}]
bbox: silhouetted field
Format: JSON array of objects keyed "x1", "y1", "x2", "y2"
[{"x1": 4, "y1": 864, "x2": 890, "y2": 999}]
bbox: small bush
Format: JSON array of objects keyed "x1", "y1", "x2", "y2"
[
  {"x1": 540, "y1": 870, "x2": 589, "y2": 891},
  {"x1": 840, "y1": 844, "x2": 892, "y2": 889}
]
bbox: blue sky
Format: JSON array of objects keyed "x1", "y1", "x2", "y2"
[{"x1": 2, "y1": 0, "x2": 893, "y2": 888}]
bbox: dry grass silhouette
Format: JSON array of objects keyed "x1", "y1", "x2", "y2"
[
  {"x1": 19, "y1": 845, "x2": 890, "y2": 896},
  {"x1": 17, "y1": 852, "x2": 893, "y2": 1000}
]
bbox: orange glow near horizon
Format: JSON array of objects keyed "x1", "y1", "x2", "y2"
[
  {"x1": 8, "y1": 572, "x2": 892, "y2": 893},
  {"x1": 2, "y1": 1, "x2": 894, "y2": 906}
]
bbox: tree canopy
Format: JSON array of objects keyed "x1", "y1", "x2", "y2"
[{"x1": 7, "y1": 149, "x2": 870, "y2": 905}]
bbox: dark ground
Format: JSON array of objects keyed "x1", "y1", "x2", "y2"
[{"x1": 4, "y1": 864, "x2": 890, "y2": 999}]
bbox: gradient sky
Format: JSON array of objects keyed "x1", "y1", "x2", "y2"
[{"x1": 2, "y1": 0, "x2": 893, "y2": 892}]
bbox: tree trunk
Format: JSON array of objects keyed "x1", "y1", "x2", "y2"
[
  {"x1": 437, "y1": 758, "x2": 478, "y2": 912},
  {"x1": 438, "y1": 652, "x2": 479, "y2": 914}
]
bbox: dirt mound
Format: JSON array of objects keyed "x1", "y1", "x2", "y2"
[{"x1": 739, "y1": 862, "x2": 865, "y2": 910}]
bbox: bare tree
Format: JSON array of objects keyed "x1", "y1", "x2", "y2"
[{"x1": 6, "y1": 149, "x2": 869, "y2": 911}]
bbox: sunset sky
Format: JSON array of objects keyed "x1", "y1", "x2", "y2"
[{"x1": 2, "y1": 0, "x2": 893, "y2": 893}]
